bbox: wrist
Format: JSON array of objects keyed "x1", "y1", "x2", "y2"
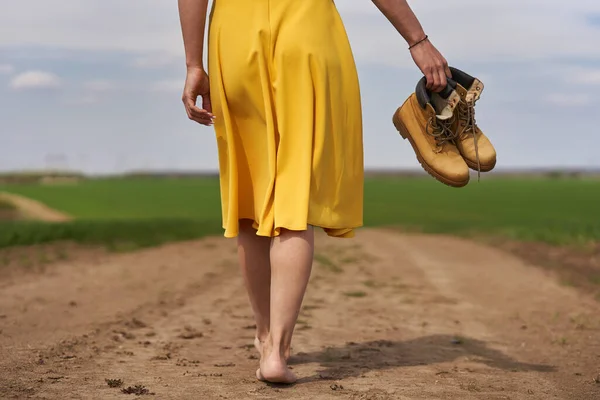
[
  {"x1": 405, "y1": 26, "x2": 426, "y2": 44},
  {"x1": 186, "y1": 63, "x2": 205, "y2": 72},
  {"x1": 408, "y1": 35, "x2": 429, "y2": 50}
]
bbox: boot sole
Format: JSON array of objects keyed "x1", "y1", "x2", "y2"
[
  {"x1": 393, "y1": 110, "x2": 469, "y2": 188},
  {"x1": 464, "y1": 158, "x2": 496, "y2": 173}
]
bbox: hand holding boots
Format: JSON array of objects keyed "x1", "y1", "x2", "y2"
[
  {"x1": 393, "y1": 68, "x2": 497, "y2": 187},
  {"x1": 409, "y1": 37, "x2": 452, "y2": 93}
]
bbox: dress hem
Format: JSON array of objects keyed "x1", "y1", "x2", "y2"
[{"x1": 222, "y1": 218, "x2": 362, "y2": 239}]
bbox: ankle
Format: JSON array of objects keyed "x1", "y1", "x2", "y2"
[
  {"x1": 265, "y1": 336, "x2": 289, "y2": 359},
  {"x1": 256, "y1": 329, "x2": 269, "y2": 343}
]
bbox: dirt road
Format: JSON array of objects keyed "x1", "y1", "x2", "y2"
[
  {"x1": 0, "y1": 192, "x2": 72, "y2": 222},
  {"x1": 1, "y1": 229, "x2": 599, "y2": 399}
]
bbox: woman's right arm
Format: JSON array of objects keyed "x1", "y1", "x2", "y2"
[
  {"x1": 178, "y1": 0, "x2": 214, "y2": 125},
  {"x1": 371, "y1": 0, "x2": 451, "y2": 92}
]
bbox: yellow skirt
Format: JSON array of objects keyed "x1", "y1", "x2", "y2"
[{"x1": 208, "y1": 0, "x2": 363, "y2": 238}]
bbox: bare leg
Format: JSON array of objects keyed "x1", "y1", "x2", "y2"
[
  {"x1": 237, "y1": 220, "x2": 272, "y2": 350},
  {"x1": 258, "y1": 227, "x2": 314, "y2": 384}
]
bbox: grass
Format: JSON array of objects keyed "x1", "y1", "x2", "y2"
[
  {"x1": 363, "y1": 280, "x2": 385, "y2": 288},
  {"x1": 343, "y1": 291, "x2": 368, "y2": 298},
  {"x1": 0, "y1": 198, "x2": 16, "y2": 210},
  {"x1": 105, "y1": 379, "x2": 124, "y2": 388},
  {"x1": 556, "y1": 337, "x2": 568, "y2": 346},
  {"x1": 0, "y1": 198, "x2": 19, "y2": 222},
  {"x1": 0, "y1": 177, "x2": 221, "y2": 219},
  {"x1": 1, "y1": 175, "x2": 600, "y2": 249},
  {"x1": 0, "y1": 219, "x2": 222, "y2": 250},
  {"x1": 314, "y1": 253, "x2": 343, "y2": 273},
  {"x1": 363, "y1": 177, "x2": 600, "y2": 246}
]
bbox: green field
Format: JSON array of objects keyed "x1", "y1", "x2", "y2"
[
  {"x1": 1, "y1": 176, "x2": 599, "y2": 249},
  {"x1": 0, "y1": 199, "x2": 15, "y2": 210}
]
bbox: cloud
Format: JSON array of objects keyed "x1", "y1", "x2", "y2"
[
  {"x1": 149, "y1": 79, "x2": 182, "y2": 93},
  {"x1": 64, "y1": 94, "x2": 98, "y2": 105},
  {"x1": 569, "y1": 69, "x2": 600, "y2": 85},
  {"x1": 588, "y1": 13, "x2": 600, "y2": 26},
  {"x1": 545, "y1": 93, "x2": 590, "y2": 107},
  {"x1": 83, "y1": 80, "x2": 117, "y2": 92},
  {"x1": 1, "y1": 0, "x2": 599, "y2": 68},
  {"x1": 0, "y1": 64, "x2": 14, "y2": 74},
  {"x1": 1, "y1": 1, "x2": 599, "y2": 173},
  {"x1": 9, "y1": 70, "x2": 62, "y2": 90},
  {"x1": 341, "y1": 1, "x2": 600, "y2": 67},
  {"x1": 0, "y1": 0, "x2": 184, "y2": 54},
  {"x1": 64, "y1": 80, "x2": 119, "y2": 105},
  {"x1": 129, "y1": 54, "x2": 179, "y2": 69}
]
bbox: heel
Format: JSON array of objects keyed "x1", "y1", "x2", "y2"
[{"x1": 392, "y1": 111, "x2": 409, "y2": 140}]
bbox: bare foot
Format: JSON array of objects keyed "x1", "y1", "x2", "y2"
[
  {"x1": 254, "y1": 337, "x2": 263, "y2": 354},
  {"x1": 258, "y1": 355, "x2": 297, "y2": 384},
  {"x1": 256, "y1": 341, "x2": 297, "y2": 384}
]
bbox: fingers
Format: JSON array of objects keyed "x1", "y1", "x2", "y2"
[
  {"x1": 432, "y1": 70, "x2": 442, "y2": 92},
  {"x1": 444, "y1": 61, "x2": 452, "y2": 79},
  {"x1": 426, "y1": 63, "x2": 450, "y2": 93},
  {"x1": 425, "y1": 68, "x2": 435, "y2": 91},
  {"x1": 426, "y1": 67, "x2": 443, "y2": 92},
  {"x1": 189, "y1": 108, "x2": 214, "y2": 126},
  {"x1": 202, "y1": 94, "x2": 213, "y2": 114},
  {"x1": 183, "y1": 96, "x2": 215, "y2": 126},
  {"x1": 437, "y1": 68, "x2": 448, "y2": 92},
  {"x1": 424, "y1": 62, "x2": 450, "y2": 92},
  {"x1": 187, "y1": 104, "x2": 214, "y2": 125}
]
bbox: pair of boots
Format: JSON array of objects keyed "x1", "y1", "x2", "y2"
[{"x1": 393, "y1": 67, "x2": 496, "y2": 187}]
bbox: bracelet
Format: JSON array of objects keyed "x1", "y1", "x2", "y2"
[{"x1": 408, "y1": 35, "x2": 428, "y2": 50}]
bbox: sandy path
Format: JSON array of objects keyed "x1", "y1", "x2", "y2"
[
  {"x1": 0, "y1": 192, "x2": 72, "y2": 222},
  {"x1": 1, "y1": 230, "x2": 599, "y2": 399}
]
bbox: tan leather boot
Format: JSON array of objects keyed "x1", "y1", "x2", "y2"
[
  {"x1": 392, "y1": 77, "x2": 470, "y2": 188},
  {"x1": 449, "y1": 67, "x2": 497, "y2": 175}
]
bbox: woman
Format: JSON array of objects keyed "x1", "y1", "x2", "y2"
[{"x1": 178, "y1": 0, "x2": 450, "y2": 384}]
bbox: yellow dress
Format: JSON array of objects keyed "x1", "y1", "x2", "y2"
[{"x1": 208, "y1": 0, "x2": 363, "y2": 238}]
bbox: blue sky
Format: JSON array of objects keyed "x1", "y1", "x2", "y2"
[{"x1": 1, "y1": 0, "x2": 600, "y2": 173}]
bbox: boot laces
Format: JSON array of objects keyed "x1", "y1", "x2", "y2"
[
  {"x1": 458, "y1": 98, "x2": 481, "y2": 180},
  {"x1": 425, "y1": 116, "x2": 457, "y2": 153}
]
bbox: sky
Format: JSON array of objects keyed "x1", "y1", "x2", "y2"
[{"x1": 1, "y1": 0, "x2": 600, "y2": 173}]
